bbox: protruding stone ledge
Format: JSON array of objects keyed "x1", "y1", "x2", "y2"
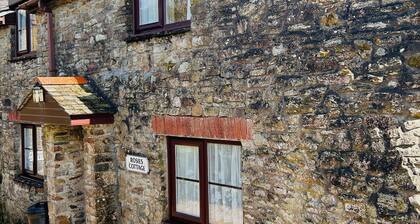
[
  {"x1": 404, "y1": 120, "x2": 420, "y2": 131},
  {"x1": 391, "y1": 119, "x2": 420, "y2": 213},
  {"x1": 13, "y1": 175, "x2": 44, "y2": 189},
  {"x1": 409, "y1": 194, "x2": 420, "y2": 214}
]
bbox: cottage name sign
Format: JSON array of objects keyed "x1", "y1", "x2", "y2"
[{"x1": 126, "y1": 155, "x2": 149, "y2": 174}]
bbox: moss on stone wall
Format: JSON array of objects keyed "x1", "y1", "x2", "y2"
[{"x1": 407, "y1": 54, "x2": 420, "y2": 69}]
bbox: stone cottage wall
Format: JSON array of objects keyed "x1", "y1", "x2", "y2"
[
  {"x1": 391, "y1": 120, "x2": 420, "y2": 213},
  {"x1": 0, "y1": 123, "x2": 46, "y2": 223},
  {"x1": 43, "y1": 125, "x2": 85, "y2": 224},
  {"x1": 83, "y1": 125, "x2": 119, "y2": 224},
  {"x1": 0, "y1": 0, "x2": 419, "y2": 223},
  {"x1": 0, "y1": 24, "x2": 47, "y2": 223}
]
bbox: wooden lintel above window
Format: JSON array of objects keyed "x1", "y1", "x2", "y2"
[{"x1": 12, "y1": 76, "x2": 116, "y2": 126}]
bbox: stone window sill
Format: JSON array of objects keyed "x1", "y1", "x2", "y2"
[
  {"x1": 9, "y1": 51, "x2": 37, "y2": 63},
  {"x1": 14, "y1": 175, "x2": 44, "y2": 188},
  {"x1": 126, "y1": 27, "x2": 191, "y2": 42}
]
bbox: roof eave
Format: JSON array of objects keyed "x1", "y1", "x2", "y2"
[{"x1": 70, "y1": 114, "x2": 115, "y2": 126}]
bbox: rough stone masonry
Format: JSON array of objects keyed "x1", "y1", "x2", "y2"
[{"x1": 0, "y1": 0, "x2": 419, "y2": 223}]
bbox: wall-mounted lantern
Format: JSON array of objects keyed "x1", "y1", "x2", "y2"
[{"x1": 33, "y1": 85, "x2": 44, "y2": 103}]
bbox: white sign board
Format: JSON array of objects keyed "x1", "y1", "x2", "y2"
[{"x1": 126, "y1": 155, "x2": 149, "y2": 174}]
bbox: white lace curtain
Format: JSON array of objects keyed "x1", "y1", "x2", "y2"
[
  {"x1": 139, "y1": 0, "x2": 159, "y2": 25},
  {"x1": 23, "y1": 128, "x2": 33, "y2": 171},
  {"x1": 175, "y1": 145, "x2": 200, "y2": 217},
  {"x1": 174, "y1": 143, "x2": 244, "y2": 223},
  {"x1": 208, "y1": 143, "x2": 243, "y2": 224}
]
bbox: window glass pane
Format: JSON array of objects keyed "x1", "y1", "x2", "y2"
[
  {"x1": 23, "y1": 127, "x2": 33, "y2": 172},
  {"x1": 17, "y1": 10, "x2": 27, "y2": 52},
  {"x1": 139, "y1": 0, "x2": 159, "y2": 25},
  {"x1": 208, "y1": 143, "x2": 243, "y2": 224},
  {"x1": 176, "y1": 145, "x2": 199, "y2": 180},
  {"x1": 176, "y1": 179, "x2": 200, "y2": 217},
  {"x1": 209, "y1": 185, "x2": 243, "y2": 224},
  {"x1": 208, "y1": 143, "x2": 241, "y2": 187},
  {"x1": 30, "y1": 14, "x2": 38, "y2": 52},
  {"x1": 36, "y1": 127, "x2": 44, "y2": 176},
  {"x1": 175, "y1": 145, "x2": 200, "y2": 217},
  {"x1": 166, "y1": 0, "x2": 191, "y2": 24}
]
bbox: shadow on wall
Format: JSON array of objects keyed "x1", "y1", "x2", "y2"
[
  {"x1": 84, "y1": 76, "x2": 119, "y2": 113},
  {"x1": 0, "y1": 173, "x2": 4, "y2": 224},
  {"x1": 0, "y1": 177, "x2": 25, "y2": 224},
  {"x1": 0, "y1": 201, "x2": 4, "y2": 224},
  {"x1": 0, "y1": 202, "x2": 25, "y2": 224}
]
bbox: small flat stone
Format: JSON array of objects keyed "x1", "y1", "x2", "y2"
[{"x1": 404, "y1": 120, "x2": 420, "y2": 131}]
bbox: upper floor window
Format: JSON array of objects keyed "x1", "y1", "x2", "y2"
[
  {"x1": 16, "y1": 9, "x2": 38, "y2": 56},
  {"x1": 21, "y1": 124, "x2": 44, "y2": 179},
  {"x1": 134, "y1": 0, "x2": 191, "y2": 35}
]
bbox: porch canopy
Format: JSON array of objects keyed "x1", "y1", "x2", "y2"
[{"x1": 11, "y1": 76, "x2": 116, "y2": 126}]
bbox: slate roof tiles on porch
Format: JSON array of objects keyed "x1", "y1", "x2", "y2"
[{"x1": 15, "y1": 76, "x2": 116, "y2": 126}]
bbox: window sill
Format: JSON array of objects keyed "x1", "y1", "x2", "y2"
[
  {"x1": 9, "y1": 51, "x2": 37, "y2": 62},
  {"x1": 126, "y1": 27, "x2": 191, "y2": 42},
  {"x1": 14, "y1": 175, "x2": 44, "y2": 188}
]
